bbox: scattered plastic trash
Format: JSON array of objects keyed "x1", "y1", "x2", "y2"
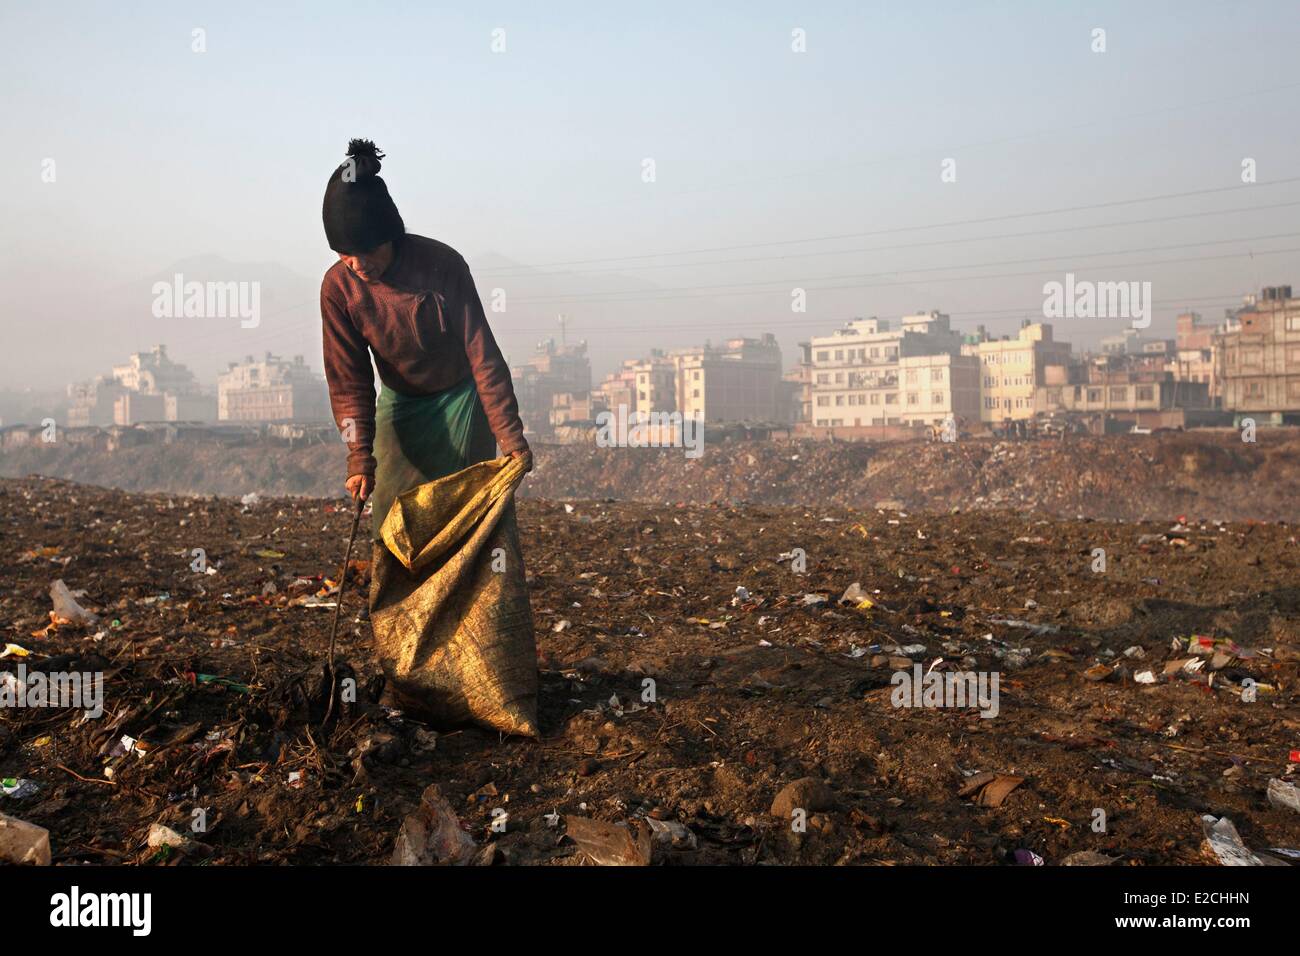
[
  {"x1": 1266, "y1": 778, "x2": 1300, "y2": 814},
  {"x1": 0, "y1": 811, "x2": 51, "y2": 865},
  {"x1": 191, "y1": 673, "x2": 251, "y2": 694},
  {"x1": 1201, "y1": 815, "x2": 1262, "y2": 866},
  {"x1": 108, "y1": 734, "x2": 140, "y2": 758},
  {"x1": 1060, "y1": 850, "x2": 1118, "y2": 866},
  {"x1": 146, "y1": 823, "x2": 190, "y2": 850},
  {"x1": 392, "y1": 784, "x2": 477, "y2": 866},
  {"x1": 838, "y1": 582, "x2": 874, "y2": 609},
  {"x1": 645, "y1": 817, "x2": 698, "y2": 850},
  {"x1": 563, "y1": 816, "x2": 652, "y2": 866},
  {"x1": 987, "y1": 617, "x2": 1058, "y2": 636},
  {"x1": 1, "y1": 778, "x2": 40, "y2": 799},
  {"x1": 48, "y1": 579, "x2": 98, "y2": 627}
]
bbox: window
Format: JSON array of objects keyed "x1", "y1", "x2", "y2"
[
  {"x1": 834, "y1": 350, "x2": 844, "y2": 361},
  {"x1": 1136, "y1": 386, "x2": 1154, "y2": 402},
  {"x1": 1109, "y1": 386, "x2": 1127, "y2": 402},
  {"x1": 835, "y1": 395, "x2": 844, "y2": 405},
  {"x1": 1245, "y1": 381, "x2": 1265, "y2": 398},
  {"x1": 817, "y1": 396, "x2": 829, "y2": 407},
  {"x1": 907, "y1": 392, "x2": 918, "y2": 404},
  {"x1": 1087, "y1": 388, "x2": 1102, "y2": 402},
  {"x1": 932, "y1": 392, "x2": 943, "y2": 404},
  {"x1": 816, "y1": 351, "x2": 829, "y2": 362},
  {"x1": 870, "y1": 347, "x2": 879, "y2": 358},
  {"x1": 934, "y1": 368, "x2": 945, "y2": 381},
  {"x1": 834, "y1": 372, "x2": 844, "y2": 383},
  {"x1": 870, "y1": 393, "x2": 880, "y2": 405},
  {"x1": 885, "y1": 393, "x2": 898, "y2": 404},
  {"x1": 905, "y1": 370, "x2": 918, "y2": 384},
  {"x1": 692, "y1": 389, "x2": 700, "y2": 398},
  {"x1": 816, "y1": 373, "x2": 829, "y2": 384}
]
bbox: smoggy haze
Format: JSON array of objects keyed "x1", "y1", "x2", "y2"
[{"x1": 3, "y1": 1, "x2": 1300, "y2": 392}]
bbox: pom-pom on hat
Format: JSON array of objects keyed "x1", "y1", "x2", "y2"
[{"x1": 322, "y1": 139, "x2": 406, "y2": 254}]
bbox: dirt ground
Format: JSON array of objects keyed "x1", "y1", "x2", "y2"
[
  {"x1": 6, "y1": 430, "x2": 1300, "y2": 522},
  {"x1": 2, "y1": 473, "x2": 1298, "y2": 865}
]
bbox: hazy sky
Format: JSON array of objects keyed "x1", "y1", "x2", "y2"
[{"x1": 4, "y1": 0, "x2": 1300, "y2": 392}]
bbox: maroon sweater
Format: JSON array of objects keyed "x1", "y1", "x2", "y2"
[{"x1": 320, "y1": 234, "x2": 527, "y2": 477}]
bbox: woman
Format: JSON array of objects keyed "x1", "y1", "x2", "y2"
[
  {"x1": 319, "y1": 138, "x2": 531, "y2": 528},
  {"x1": 320, "y1": 139, "x2": 539, "y2": 733}
]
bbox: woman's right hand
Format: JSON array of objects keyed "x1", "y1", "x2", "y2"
[{"x1": 345, "y1": 474, "x2": 373, "y2": 502}]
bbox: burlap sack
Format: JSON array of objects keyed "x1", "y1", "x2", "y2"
[{"x1": 369, "y1": 455, "x2": 538, "y2": 736}]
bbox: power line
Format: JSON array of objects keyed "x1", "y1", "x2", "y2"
[
  {"x1": 481, "y1": 293, "x2": 1250, "y2": 336},
  {"x1": 477, "y1": 198, "x2": 1300, "y2": 278},
  {"x1": 476, "y1": 177, "x2": 1300, "y2": 272},
  {"x1": 507, "y1": 236, "x2": 1300, "y2": 304}
]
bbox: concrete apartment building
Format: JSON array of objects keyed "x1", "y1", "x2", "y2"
[
  {"x1": 898, "y1": 352, "x2": 981, "y2": 426},
  {"x1": 591, "y1": 360, "x2": 637, "y2": 415},
  {"x1": 1171, "y1": 312, "x2": 1219, "y2": 401},
  {"x1": 633, "y1": 350, "x2": 677, "y2": 418},
  {"x1": 807, "y1": 312, "x2": 965, "y2": 428},
  {"x1": 68, "y1": 345, "x2": 215, "y2": 426},
  {"x1": 216, "y1": 353, "x2": 330, "y2": 423},
  {"x1": 967, "y1": 322, "x2": 1071, "y2": 423},
  {"x1": 1036, "y1": 354, "x2": 1211, "y2": 428},
  {"x1": 1216, "y1": 285, "x2": 1300, "y2": 422},
  {"x1": 510, "y1": 339, "x2": 592, "y2": 439},
  {"x1": 669, "y1": 334, "x2": 784, "y2": 422}
]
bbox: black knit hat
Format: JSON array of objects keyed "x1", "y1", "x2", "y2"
[{"x1": 322, "y1": 139, "x2": 405, "y2": 254}]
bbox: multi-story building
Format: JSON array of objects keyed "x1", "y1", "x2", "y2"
[
  {"x1": 968, "y1": 322, "x2": 1072, "y2": 423},
  {"x1": 66, "y1": 378, "x2": 128, "y2": 427},
  {"x1": 217, "y1": 353, "x2": 330, "y2": 422},
  {"x1": 68, "y1": 345, "x2": 215, "y2": 426},
  {"x1": 591, "y1": 360, "x2": 638, "y2": 415},
  {"x1": 898, "y1": 352, "x2": 981, "y2": 426},
  {"x1": 632, "y1": 350, "x2": 677, "y2": 419},
  {"x1": 1216, "y1": 285, "x2": 1300, "y2": 422},
  {"x1": 808, "y1": 312, "x2": 963, "y2": 427},
  {"x1": 549, "y1": 391, "x2": 598, "y2": 428},
  {"x1": 510, "y1": 339, "x2": 592, "y2": 439},
  {"x1": 1171, "y1": 311, "x2": 1219, "y2": 402},
  {"x1": 668, "y1": 334, "x2": 784, "y2": 422},
  {"x1": 1038, "y1": 355, "x2": 1209, "y2": 411}
]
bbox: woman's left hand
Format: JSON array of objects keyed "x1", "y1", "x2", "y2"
[{"x1": 510, "y1": 448, "x2": 533, "y2": 473}]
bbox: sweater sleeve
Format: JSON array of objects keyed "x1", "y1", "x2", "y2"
[
  {"x1": 320, "y1": 287, "x2": 378, "y2": 477},
  {"x1": 452, "y1": 256, "x2": 529, "y2": 454}
]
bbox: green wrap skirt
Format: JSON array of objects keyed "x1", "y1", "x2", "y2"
[{"x1": 370, "y1": 377, "x2": 497, "y2": 543}]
